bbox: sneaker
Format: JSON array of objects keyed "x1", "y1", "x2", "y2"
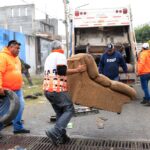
[
  {"x1": 140, "y1": 100, "x2": 148, "y2": 104},
  {"x1": 60, "y1": 134, "x2": 71, "y2": 144},
  {"x1": 13, "y1": 129, "x2": 30, "y2": 134},
  {"x1": 144, "y1": 101, "x2": 150, "y2": 106},
  {"x1": 45, "y1": 130, "x2": 60, "y2": 146}
]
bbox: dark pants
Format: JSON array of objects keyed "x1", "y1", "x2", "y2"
[
  {"x1": 23, "y1": 71, "x2": 33, "y2": 86},
  {"x1": 140, "y1": 73, "x2": 150, "y2": 101},
  {"x1": 44, "y1": 91, "x2": 74, "y2": 138}
]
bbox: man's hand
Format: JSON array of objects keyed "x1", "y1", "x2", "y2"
[
  {"x1": 77, "y1": 64, "x2": 87, "y2": 73},
  {"x1": 126, "y1": 73, "x2": 130, "y2": 80},
  {"x1": 67, "y1": 64, "x2": 87, "y2": 75},
  {"x1": 0, "y1": 87, "x2": 5, "y2": 95},
  {"x1": 135, "y1": 72, "x2": 139, "y2": 77}
]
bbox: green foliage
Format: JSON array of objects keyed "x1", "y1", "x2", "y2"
[
  {"x1": 135, "y1": 24, "x2": 150, "y2": 43},
  {"x1": 23, "y1": 75, "x2": 43, "y2": 97},
  {"x1": 147, "y1": 40, "x2": 150, "y2": 46}
]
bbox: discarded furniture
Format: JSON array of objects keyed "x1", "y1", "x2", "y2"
[{"x1": 67, "y1": 53, "x2": 136, "y2": 113}]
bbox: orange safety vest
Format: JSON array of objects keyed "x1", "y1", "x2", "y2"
[
  {"x1": 0, "y1": 47, "x2": 23, "y2": 90},
  {"x1": 137, "y1": 50, "x2": 150, "y2": 75}
]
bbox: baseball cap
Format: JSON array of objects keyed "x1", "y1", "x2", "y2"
[
  {"x1": 106, "y1": 43, "x2": 114, "y2": 51},
  {"x1": 142, "y1": 43, "x2": 149, "y2": 49},
  {"x1": 7, "y1": 40, "x2": 21, "y2": 47}
]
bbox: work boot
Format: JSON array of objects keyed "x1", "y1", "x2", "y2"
[
  {"x1": 60, "y1": 133, "x2": 71, "y2": 144},
  {"x1": 45, "y1": 130, "x2": 61, "y2": 146},
  {"x1": 140, "y1": 100, "x2": 148, "y2": 104},
  {"x1": 13, "y1": 128, "x2": 30, "y2": 134}
]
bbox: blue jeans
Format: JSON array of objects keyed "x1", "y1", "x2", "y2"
[
  {"x1": 140, "y1": 73, "x2": 150, "y2": 101},
  {"x1": 0, "y1": 89, "x2": 25, "y2": 131},
  {"x1": 44, "y1": 91, "x2": 74, "y2": 138},
  {"x1": 13, "y1": 89, "x2": 25, "y2": 131},
  {"x1": 113, "y1": 76, "x2": 119, "y2": 81}
]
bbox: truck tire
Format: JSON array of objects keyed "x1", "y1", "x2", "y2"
[{"x1": 0, "y1": 90, "x2": 20, "y2": 125}]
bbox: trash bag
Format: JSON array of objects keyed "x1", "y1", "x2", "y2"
[{"x1": 0, "y1": 90, "x2": 20, "y2": 124}]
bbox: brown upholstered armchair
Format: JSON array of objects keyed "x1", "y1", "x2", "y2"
[{"x1": 67, "y1": 53, "x2": 136, "y2": 113}]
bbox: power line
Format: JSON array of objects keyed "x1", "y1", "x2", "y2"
[
  {"x1": 21, "y1": 0, "x2": 53, "y2": 18},
  {"x1": 21, "y1": 0, "x2": 63, "y2": 20}
]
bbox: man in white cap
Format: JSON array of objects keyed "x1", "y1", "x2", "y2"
[{"x1": 137, "y1": 43, "x2": 150, "y2": 105}]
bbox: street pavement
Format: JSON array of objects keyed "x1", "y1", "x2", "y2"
[{"x1": 2, "y1": 83, "x2": 150, "y2": 142}]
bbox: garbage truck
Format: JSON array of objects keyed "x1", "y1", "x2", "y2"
[{"x1": 70, "y1": 6, "x2": 137, "y2": 83}]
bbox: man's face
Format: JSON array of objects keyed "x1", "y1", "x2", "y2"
[
  {"x1": 9, "y1": 44, "x2": 20, "y2": 57},
  {"x1": 107, "y1": 48, "x2": 115, "y2": 55}
]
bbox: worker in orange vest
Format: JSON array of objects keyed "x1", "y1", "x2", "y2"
[
  {"x1": 0, "y1": 40, "x2": 30, "y2": 134},
  {"x1": 137, "y1": 43, "x2": 150, "y2": 106}
]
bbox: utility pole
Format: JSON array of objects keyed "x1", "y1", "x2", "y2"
[{"x1": 63, "y1": 0, "x2": 69, "y2": 58}]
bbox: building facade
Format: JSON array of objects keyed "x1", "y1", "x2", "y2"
[
  {"x1": 0, "y1": 4, "x2": 62, "y2": 74},
  {"x1": 0, "y1": 4, "x2": 58, "y2": 36}
]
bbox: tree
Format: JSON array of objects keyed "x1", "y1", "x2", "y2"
[{"x1": 135, "y1": 24, "x2": 150, "y2": 43}]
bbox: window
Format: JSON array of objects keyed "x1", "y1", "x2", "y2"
[
  {"x1": 18, "y1": 8, "x2": 21, "y2": 16},
  {"x1": 25, "y1": 8, "x2": 28, "y2": 16},
  {"x1": 11, "y1": 8, "x2": 14, "y2": 17}
]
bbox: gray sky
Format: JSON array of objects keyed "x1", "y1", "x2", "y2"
[{"x1": 0, "y1": 0, "x2": 149, "y2": 34}]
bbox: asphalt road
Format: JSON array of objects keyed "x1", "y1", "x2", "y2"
[{"x1": 2, "y1": 83, "x2": 150, "y2": 142}]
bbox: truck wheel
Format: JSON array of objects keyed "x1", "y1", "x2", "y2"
[{"x1": 0, "y1": 90, "x2": 20, "y2": 125}]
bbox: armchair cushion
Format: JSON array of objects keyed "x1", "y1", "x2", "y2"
[{"x1": 67, "y1": 53, "x2": 136, "y2": 113}]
